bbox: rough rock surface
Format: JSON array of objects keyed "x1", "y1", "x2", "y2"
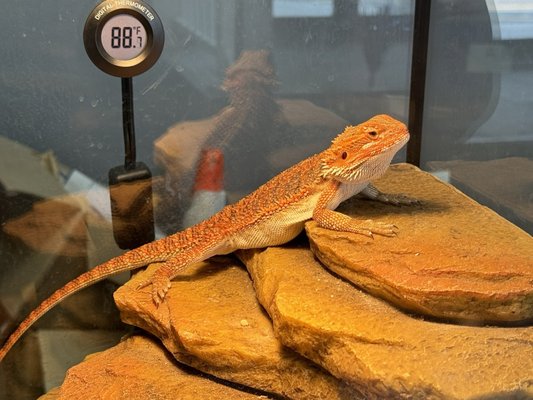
[
  {"x1": 39, "y1": 335, "x2": 270, "y2": 400},
  {"x1": 239, "y1": 246, "x2": 533, "y2": 400},
  {"x1": 306, "y1": 163, "x2": 533, "y2": 323},
  {"x1": 114, "y1": 259, "x2": 361, "y2": 400}
]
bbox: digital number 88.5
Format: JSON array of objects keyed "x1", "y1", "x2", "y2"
[{"x1": 111, "y1": 26, "x2": 133, "y2": 48}]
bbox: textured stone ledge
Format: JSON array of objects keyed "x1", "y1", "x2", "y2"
[
  {"x1": 114, "y1": 259, "x2": 361, "y2": 399},
  {"x1": 239, "y1": 246, "x2": 533, "y2": 399},
  {"x1": 306, "y1": 163, "x2": 533, "y2": 323},
  {"x1": 40, "y1": 335, "x2": 271, "y2": 400}
]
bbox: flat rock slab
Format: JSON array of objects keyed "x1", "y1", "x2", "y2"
[
  {"x1": 306, "y1": 163, "x2": 533, "y2": 323},
  {"x1": 239, "y1": 246, "x2": 533, "y2": 399},
  {"x1": 39, "y1": 335, "x2": 270, "y2": 400},
  {"x1": 114, "y1": 259, "x2": 361, "y2": 399}
]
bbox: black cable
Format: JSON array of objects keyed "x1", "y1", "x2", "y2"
[{"x1": 121, "y1": 77, "x2": 136, "y2": 170}]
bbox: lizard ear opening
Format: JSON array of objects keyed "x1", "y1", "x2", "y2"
[{"x1": 341, "y1": 151, "x2": 348, "y2": 160}]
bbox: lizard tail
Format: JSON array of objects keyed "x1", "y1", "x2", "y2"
[{"x1": 0, "y1": 240, "x2": 170, "y2": 363}]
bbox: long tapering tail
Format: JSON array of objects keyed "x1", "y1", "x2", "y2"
[{"x1": 0, "y1": 242, "x2": 166, "y2": 362}]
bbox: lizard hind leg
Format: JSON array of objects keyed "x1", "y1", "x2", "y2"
[
  {"x1": 135, "y1": 236, "x2": 231, "y2": 306},
  {"x1": 135, "y1": 242, "x2": 225, "y2": 306},
  {"x1": 361, "y1": 183, "x2": 419, "y2": 205}
]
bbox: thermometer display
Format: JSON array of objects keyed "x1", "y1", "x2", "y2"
[
  {"x1": 101, "y1": 15, "x2": 147, "y2": 60},
  {"x1": 84, "y1": 0, "x2": 164, "y2": 77}
]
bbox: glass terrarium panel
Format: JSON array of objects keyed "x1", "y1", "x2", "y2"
[{"x1": 420, "y1": 0, "x2": 533, "y2": 234}]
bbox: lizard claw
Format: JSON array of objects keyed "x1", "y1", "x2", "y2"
[
  {"x1": 341, "y1": 220, "x2": 398, "y2": 237},
  {"x1": 151, "y1": 276, "x2": 172, "y2": 306},
  {"x1": 135, "y1": 275, "x2": 172, "y2": 306},
  {"x1": 360, "y1": 230, "x2": 374, "y2": 238},
  {"x1": 377, "y1": 193, "x2": 420, "y2": 206},
  {"x1": 136, "y1": 278, "x2": 150, "y2": 290},
  {"x1": 361, "y1": 186, "x2": 420, "y2": 206},
  {"x1": 361, "y1": 220, "x2": 398, "y2": 237},
  {"x1": 391, "y1": 194, "x2": 420, "y2": 206}
]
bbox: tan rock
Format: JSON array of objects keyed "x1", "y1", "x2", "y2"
[
  {"x1": 306, "y1": 163, "x2": 533, "y2": 323},
  {"x1": 239, "y1": 246, "x2": 533, "y2": 399},
  {"x1": 40, "y1": 335, "x2": 269, "y2": 400},
  {"x1": 114, "y1": 259, "x2": 362, "y2": 400}
]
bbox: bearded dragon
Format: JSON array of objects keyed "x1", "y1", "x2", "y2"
[{"x1": 0, "y1": 114, "x2": 415, "y2": 362}]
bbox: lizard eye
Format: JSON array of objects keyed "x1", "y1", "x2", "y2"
[
  {"x1": 367, "y1": 130, "x2": 378, "y2": 138},
  {"x1": 341, "y1": 151, "x2": 348, "y2": 160}
]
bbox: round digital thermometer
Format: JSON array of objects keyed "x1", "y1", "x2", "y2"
[{"x1": 84, "y1": 0, "x2": 164, "y2": 77}]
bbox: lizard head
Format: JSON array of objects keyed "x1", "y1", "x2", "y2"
[{"x1": 320, "y1": 114, "x2": 410, "y2": 183}]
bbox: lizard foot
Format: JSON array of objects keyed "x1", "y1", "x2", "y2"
[
  {"x1": 349, "y1": 220, "x2": 398, "y2": 238},
  {"x1": 361, "y1": 185, "x2": 420, "y2": 206},
  {"x1": 136, "y1": 274, "x2": 172, "y2": 306},
  {"x1": 151, "y1": 275, "x2": 172, "y2": 306},
  {"x1": 375, "y1": 192, "x2": 420, "y2": 206}
]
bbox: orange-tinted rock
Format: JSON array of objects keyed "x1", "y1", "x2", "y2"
[
  {"x1": 40, "y1": 335, "x2": 270, "y2": 400},
  {"x1": 239, "y1": 246, "x2": 533, "y2": 399},
  {"x1": 306, "y1": 163, "x2": 533, "y2": 323},
  {"x1": 114, "y1": 259, "x2": 362, "y2": 400}
]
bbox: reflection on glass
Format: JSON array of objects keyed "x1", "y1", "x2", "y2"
[{"x1": 422, "y1": 0, "x2": 533, "y2": 234}]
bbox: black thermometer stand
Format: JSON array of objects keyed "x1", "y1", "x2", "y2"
[
  {"x1": 84, "y1": 0, "x2": 164, "y2": 249},
  {"x1": 108, "y1": 78, "x2": 154, "y2": 249},
  {"x1": 121, "y1": 77, "x2": 136, "y2": 170}
]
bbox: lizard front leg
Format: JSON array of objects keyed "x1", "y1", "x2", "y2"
[
  {"x1": 313, "y1": 180, "x2": 397, "y2": 237},
  {"x1": 361, "y1": 183, "x2": 419, "y2": 205}
]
